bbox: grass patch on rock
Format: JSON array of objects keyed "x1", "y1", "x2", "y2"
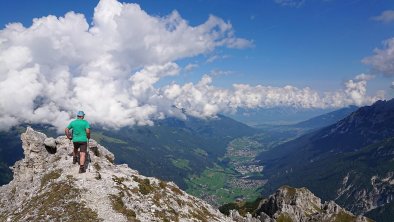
[
  {"x1": 93, "y1": 163, "x2": 101, "y2": 171},
  {"x1": 40, "y1": 169, "x2": 62, "y2": 188},
  {"x1": 170, "y1": 185, "x2": 183, "y2": 195},
  {"x1": 277, "y1": 213, "x2": 293, "y2": 222},
  {"x1": 282, "y1": 186, "x2": 297, "y2": 199},
  {"x1": 189, "y1": 208, "x2": 213, "y2": 222},
  {"x1": 105, "y1": 155, "x2": 114, "y2": 164},
  {"x1": 109, "y1": 192, "x2": 138, "y2": 221},
  {"x1": 133, "y1": 176, "x2": 155, "y2": 195},
  {"x1": 12, "y1": 179, "x2": 101, "y2": 222},
  {"x1": 154, "y1": 208, "x2": 179, "y2": 222},
  {"x1": 159, "y1": 180, "x2": 167, "y2": 189},
  {"x1": 333, "y1": 211, "x2": 357, "y2": 222}
]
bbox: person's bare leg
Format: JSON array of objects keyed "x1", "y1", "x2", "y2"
[
  {"x1": 73, "y1": 147, "x2": 78, "y2": 164},
  {"x1": 80, "y1": 152, "x2": 86, "y2": 166}
]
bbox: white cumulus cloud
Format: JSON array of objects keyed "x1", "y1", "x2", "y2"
[
  {"x1": 184, "y1": 63, "x2": 198, "y2": 72},
  {"x1": 363, "y1": 38, "x2": 394, "y2": 76},
  {"x1": 0, "y1": 0, "x2": 384, "y2": 132},
  {"x1": 161, "y1": 74, "x2": 382, "y2": 118}
]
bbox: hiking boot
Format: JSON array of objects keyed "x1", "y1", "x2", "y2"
[
  {"x1": 72, "y1": 156, "x2": 78, "y2": 164},
  {"x1": 79, "y1": 166, "x2": 86, "y2": 174}
]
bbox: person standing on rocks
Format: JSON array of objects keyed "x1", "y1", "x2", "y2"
[{"x1": 65, "y1": 111, "x2": 91, "y2": 173}]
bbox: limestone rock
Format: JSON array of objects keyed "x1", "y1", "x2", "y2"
[
  {"x1": 0, "y1": 127, "x2": 233, "y2": 222},
  {"x1": 44, "y1": 137, "x2": 56, "y2": 149},
  {"x1": 228, "y1": 186, "x2": 373, "y2": 222},
  {"x1": 257, "y1": 186, "x2": 373, "y2": 222}
]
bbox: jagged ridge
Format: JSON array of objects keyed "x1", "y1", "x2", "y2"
[
  {"x1": 224, "y1": 186, "x2": 373, "y2": 222},
  {"x1": 0, "y1": 127, "x2": 232, "y2": 222}
]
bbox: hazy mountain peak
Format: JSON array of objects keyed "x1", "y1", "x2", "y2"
[{"x1": 293, "y1": 105, "x2": 359, "y2": 130}]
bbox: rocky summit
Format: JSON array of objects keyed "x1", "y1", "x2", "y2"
[
  {"x1": 0, "y1": 127, "x2": 232, "y2": 222},
  {"x1": 225, "y1": 186, "x2": 373, "y2": 222},
  {"x1": 0, "y1": 127, "x2": 374, "y2": 222},
  {"x1": 255, "y1": 186, "x2": 372, "y2": 222}
]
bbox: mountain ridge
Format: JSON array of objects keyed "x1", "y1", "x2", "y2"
[
  {"x1": 222, "y1": 186, "x2": 372, "y2": 222},
  {"x1": 292, "y1": 105, "x2": 358, "y2": 130},
  {"x1": 0, "y1": 127, "x2": 233, "y2": 221},
  {"x1": 0, "y1": 127, "x2": 372, "y2": 222},
  {"x1": 258, "y1": 99, "x2": 394, "y2": 220}
]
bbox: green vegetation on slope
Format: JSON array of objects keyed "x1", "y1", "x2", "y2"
[
  {"x1": 171, "y1": 158, "x2": 191, "y2": 170},
  {"x1": 91, "y1": 131, "x2": 127, "y2": 144},
  {"x1": 219, "y1": 197, "x2": 264, "y2": 216},
  {"x1": 186, "y1": 164, "x2": 263, "y2": 206},
  {"x1": 94, "y1": 115, "x2": 257, "y2": 189}
]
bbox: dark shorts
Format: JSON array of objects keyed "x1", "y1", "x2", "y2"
[{"x1": 73, "y1": 142, "x2": 87, "y2": 152}]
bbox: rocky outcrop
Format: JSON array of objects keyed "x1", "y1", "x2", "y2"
[
  {"x1": 336, "y1": 171, "x2": 394, "y2": 214},
  {"x1": 0, "y1": 127, "x2": 233, "y2": 222},
  {"x1": 227, "y1": 186, "x2": 373, "y2": 222}
]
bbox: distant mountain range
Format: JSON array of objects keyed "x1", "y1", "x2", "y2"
[
  {"x1": 258, "y1": 99, "x2": 394, "y2": 221},
  {"x1": 228, "y1": 107, "x2": 336, "y2": 126},
  {"x1": 291, "y1": 105, "x2": 358, "y2": 130},
  {"x1": 254, "y1": 105, "x2": 359, "y2": 138}
]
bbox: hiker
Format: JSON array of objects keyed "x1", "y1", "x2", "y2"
[{"x1": 65, "y1": 111, "x2": 91, "y2": 173}]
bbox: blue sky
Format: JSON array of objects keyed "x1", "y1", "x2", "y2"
[
  {"x1": 1, "y1": 0, "x2": 393, "y2": 91},
  {"x1": 1, "y1": 0, "x2": 394, "y2": 130}
]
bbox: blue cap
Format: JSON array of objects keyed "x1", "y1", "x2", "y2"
[{"x1": 77, "y1": 111, "x2": 85, "y2": 117}]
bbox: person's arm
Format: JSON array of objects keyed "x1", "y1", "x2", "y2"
[
  {"x1": 65, "y1": 128, "x2": 72, "y2": 140},
  {"x1": 86, "y1": 128, "x2": 91, "y2": 139}
]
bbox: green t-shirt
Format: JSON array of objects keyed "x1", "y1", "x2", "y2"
[{"x1": 67, "y1": 119, "x2": 90, "y2": 142}]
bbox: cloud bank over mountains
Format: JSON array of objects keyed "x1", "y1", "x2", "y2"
[{"x1": 0, "y1": 0, "x2": 385, "y2": 131}]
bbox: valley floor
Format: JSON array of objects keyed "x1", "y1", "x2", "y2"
[{"x1": 186, "y1": 137, "x2": 268, "y2": 206}]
